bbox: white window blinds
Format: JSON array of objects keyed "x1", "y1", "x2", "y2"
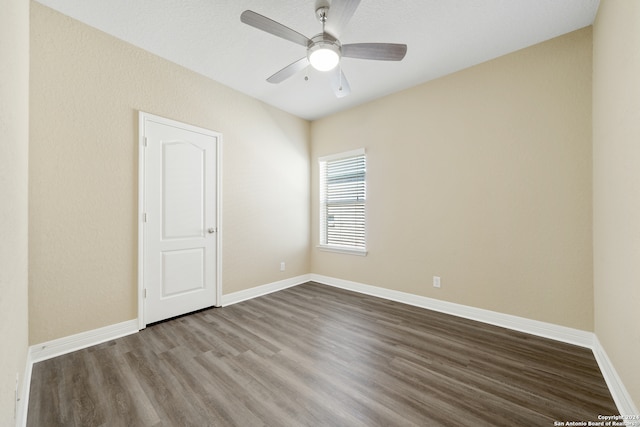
[{"x1": 319, "y1": 149, "x2": 366, "y2": 253}]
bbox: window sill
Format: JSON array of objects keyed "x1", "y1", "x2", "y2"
[{"x1": 317, "y1": 245, "x2": 368, "y2": 256}]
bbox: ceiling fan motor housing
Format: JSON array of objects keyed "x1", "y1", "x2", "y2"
[{"x1": 307, "y1": 33, "x2": 341, "y2": 71}]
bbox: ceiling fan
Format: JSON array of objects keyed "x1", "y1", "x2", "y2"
[{"x1": 240, "y1": 0, "x2": 407, "y2": 98}]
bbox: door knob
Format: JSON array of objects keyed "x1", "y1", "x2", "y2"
[{"x1": 207, "y1": 228, "x2": 216, "y2": 234}]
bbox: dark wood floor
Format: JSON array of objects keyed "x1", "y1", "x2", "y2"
[{"x1": 28, "y1": 282, "x2": 617, "y2": 426}]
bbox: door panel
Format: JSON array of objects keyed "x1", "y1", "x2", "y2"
[
  {"x1": 162, "y1": 142, "x2": 205, "y2": 239},
  {"x1": 142, "y1": 117, "x2": 220, "y2": 325},
  {"x1": 162, "y1": 248, "x2": 205, "y2": 297}
]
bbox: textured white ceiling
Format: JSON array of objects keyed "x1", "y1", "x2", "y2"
[{"x1": 34, "y1": 0, "x2": 600, "y2": 120}]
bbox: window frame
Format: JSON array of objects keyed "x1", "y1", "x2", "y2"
[{"x1": 317, "y1": 148, "x2": 367, "y2": 256}]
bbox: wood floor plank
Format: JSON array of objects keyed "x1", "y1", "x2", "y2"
[{"x1": 27, "y1": 282, "x2": 618, "y2": 426}]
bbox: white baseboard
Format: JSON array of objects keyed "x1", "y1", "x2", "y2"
[
  {"x1": 15, "y1": 350, "x2": 33, "y2": 427},
  {"x1": 310, "y1": 274, "x2": 594, "y2": 347},
  {"x1": 592, "y1": 337, "x2": 639, "y2": 416},
  {"x1": 29, "y1": 319, "x2": 139, "y2": 364},
  {"x1": 221, "y1": 274, "x2": 311, "y2": 306}
]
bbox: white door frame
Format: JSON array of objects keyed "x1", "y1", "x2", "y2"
[{"x1": 137, "y1": 111, "x2": 223, "y2": 329}]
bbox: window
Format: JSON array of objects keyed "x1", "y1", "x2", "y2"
[{"x1": 318, "y1": 149, "x2": 367, "y2": 255}]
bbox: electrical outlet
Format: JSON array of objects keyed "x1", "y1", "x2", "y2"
[
  {"x1": 433, "y1": 276, "x2": 441, "y2": 288},
  {"x1": 280, "y1": 261, "x2": 285, "y2": 272}
]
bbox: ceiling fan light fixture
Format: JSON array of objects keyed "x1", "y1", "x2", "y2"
[{"x1": 308, "y1": 40, "x2": 340, "y2": 71}]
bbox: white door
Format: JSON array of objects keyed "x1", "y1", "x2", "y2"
[{"x1": 140, "y1": 114, "x2": 221, "y2": 325}]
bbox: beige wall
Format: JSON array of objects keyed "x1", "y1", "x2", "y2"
[
  {"x1": 311, "y1": 28, "x2": 593, "y2": 330},
  {"x1": 29, "y1": 2, "x2": 310, "y2": 344},
  {"x1": 593, "y1": 0, "x2": 640, "y2": 410},
  {"x1": 0, "y1": 0, "x2": 30, "y2": 423}
]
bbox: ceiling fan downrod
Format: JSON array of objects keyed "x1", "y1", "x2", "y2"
[{"x1": 308, "y1": 6, "x2": 341, "y2": 72}]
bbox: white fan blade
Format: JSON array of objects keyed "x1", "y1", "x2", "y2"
[
  {"x1": 325, "y1": 0, "x2": 361, "y2": 38},
  {"x1": 267, "y1": 57, "x2": 309, "y2": 84},
  {"x1": 342, "y1": 43, "x2": 407, "y2": 61},
  {"x1": 241, "y1": 10, "x2": 310, "y2": 47}
]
